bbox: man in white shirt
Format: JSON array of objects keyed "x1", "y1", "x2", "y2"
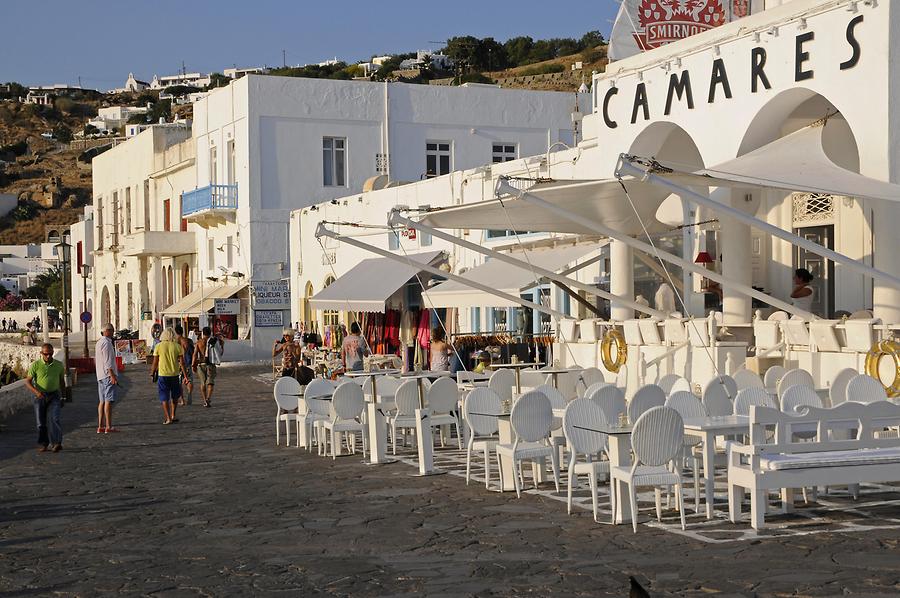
[{"x1": 95, "y1": 323, "x2": 119, "y2": 433}]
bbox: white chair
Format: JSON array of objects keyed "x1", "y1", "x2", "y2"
[
  {"x1": 583, "y1": 382, "x2": 610, "y2": 402},
  {"x1": 533, "y1": 384, "x2": 568, "y2": 461},
  {"x1": 562, "y1": 398, "x2": 610, "y2": 522},
  {"x1": 702, "y1": 376, "x2": 737, "y2": 417},
  {"x1": 321, "y1": 382, "x2": 368, "y2": 460},
  {"x1": 657, "y1": 374, "x2": 682, "y2": 396},
  {"x1": 488, "y1": 369, "x2": 515, "y2": 402},
  {"x1": 518, "y1": 369, "x2": 547, "y2": 391},
  {"x1": 829, "y1": 368, "x2": 858, "y2": 407},
  {"x1": 273, "y1": 376, "x2": 302, "y2": 447},
  {"x1": 777, "y1": 368, "x2": 815, "y2": 400},
  {"x1": 496, "y1": 391, "x2": 561, "y2": 498},
  {"x1": 628, "y1": 384, "x2": 666, "y2": 423},
  {"x1": 846, "y1": 374, "x2": 889, "y2": 403},
  {"x1": 304, "y1": 379, "x2": 336, "y2": 453},
  {"x1": 763, "y1": 365, "x2": 787, "y2": 394},
  {"x1": 388, "y1": 380, "x2": 420, "y2": 454},
  {"x1": 592, "y1": 385, "x2": 627, "y2": 426},
  {"x1": 780, "y1": 385, "x2": 824, "y2": 416},
  {"x1": 610, "y1": 406, "x2": 687, "y2": 533},
  {"x1": 427, "y1": 377, "x2": 463, "y2": 449},
  {"x1": 664, "y1": 390, "x2": 705, "y2": 512},
  {"x1": 733, "y1": 387, "x2": 777, "y2": 416},
  {"x1": 462, "y1": 388, "x2": 501, "y2": 490},
  {"x1": 371, "y1": 376, "x2": 401, "y2": 412},
  {"x1": 733, "y1": 368, "x2": 765, "y2": 391},
  {"x1": 576, "y1": 367, "x2": 607, "y2": 397},
  {"x1": 669, "y1": 377, "x2": 692, "y2": 395}
]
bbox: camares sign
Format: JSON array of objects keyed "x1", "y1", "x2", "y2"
[{"x1": 252, "y1": 280, "x2": 290, "y2": 309}]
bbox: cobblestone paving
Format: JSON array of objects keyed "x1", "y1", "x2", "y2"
[{"x1": 2, "y1": 366, "x2": 900, "y2": 597}]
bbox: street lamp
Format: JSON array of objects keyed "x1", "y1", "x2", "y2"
[
  {"x1": 54, "y1": 240, "x2": 71, "y2": 401},
  {"x1": 81, "y1": 263, "x2": 92, "y2": 358}
]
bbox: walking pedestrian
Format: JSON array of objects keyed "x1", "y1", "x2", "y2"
[
  {"x1": 174, "y1": 325, "x2": 194, "y2": 406},
  {"x1": 95, "y1": 323, "x2": 118, "y2": 433},
  {"x1": 151, "y1": 327, "x2": 188, "y2": 424},
  {"x1": 341, "y1": 322, "x2": 367, "y2": 372},
  {"x1": 273, "y1": 328, "x2": 299, "y2": 378},
  {"x1": 192, "y1": 326, "x2": 221, "y2": 408},
  {"x1": 2, "y1": 318, "x2": 6, "y2": 331},
  {"x1": 24, "y1": 343, "x2": 66, "y2": 452}
]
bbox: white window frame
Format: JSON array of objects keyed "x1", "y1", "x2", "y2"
[
  {"x1": 323, "y1": 137, "x2": 347, "y2": 187},
  {"x1": 425, "y1": 141, "x2": 452, "y2": 178},
  {"x1": 492, "y1": 142, "x2": 517, "y2": 163}
]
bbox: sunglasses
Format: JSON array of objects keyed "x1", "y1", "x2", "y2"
[{"x1": 41, "y1": 352, "x2": 53, "y2": 357}]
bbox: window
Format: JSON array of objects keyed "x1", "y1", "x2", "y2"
[
  {"x1": 209, "y1": 145, "x2": 218, "y2": 185},
  {"x1": 179, "y1": 194, "x2": 187, "y2": 231},
  {"x1": 226, "y1": 139, "x2": 236, "y2": 186},
  {"x1": 111, "y1": 191, "x2": 120, "y2": 247},
  {"x1": 322, "y1": 276, "x2": 340, "y2": 326},
  {"x1": 420, "y1": 205, "x2": 431, "y2": 246},
  {"x1": 226, "y1": 235, "x2": 234, "y2": 268},
  {"x1": 96, "y1": 196, "x2": 104, "y2": 249},
  {"x1": 124, "y1": 187, "x2": 132, "y2": 234},
  {"x1": 163, "y1": 199, "x2": 171, "y2": 231},
  {"x1": 388, "y1": 230, "x2": 400, "y2": 251},
  {"x1": 207, "y1": 238, "x2": 215, "y2": 270},
  {"x1": 487, "y1": 229, "x2": 530, "y2": 239},
  {"x1": 323, "y1": 137, "x2": 346, "y2": 186},
  {"x1": 425, "y1": 141, "x2": 451, "y2": 178},
  {"x1": 76, "y1": 241, "x2": 83, "y2": 274},
  {"x1": 492, "y1": 143, "x2": 517, "y2": 163},
  {"x1": 143, "y1": 179, "x2": 150, "y2": 231}
]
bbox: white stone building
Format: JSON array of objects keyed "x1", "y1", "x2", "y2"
[
  {"x1": 151, "y1": 72, "x2": 212, "y2": 90},
  {"x1": 69, "y1": 206, "x2": 95, "y2": 337}
]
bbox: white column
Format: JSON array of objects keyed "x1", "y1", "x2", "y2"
[
  {"x1": 872, "y1": 199, "x2": 900, "y2": 324},
  {"x1": 721, "y1": 213, "x2": 753, "y2": 325},
  {"x1": 610, "y1": 240, "x2": 634, "y2": 321}
]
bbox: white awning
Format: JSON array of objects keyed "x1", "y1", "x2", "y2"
[
  {"x1": 418, "y1": 178, "x2": 672, "y2": 236},
  {"x1": 310, "y1": 251, "x2": 444, "y2": 312},
  {"x1": 160, "y1": 283, "x2": 247, "y2": 316},
  {"x1": 421, "y1": 243, "x2": 602, "y2": 309},
  {"x1": 638, "y1": 123, "x2": 900, "y2": 203}
]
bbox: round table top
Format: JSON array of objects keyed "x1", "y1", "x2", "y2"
[
  {"x1": 488, "y1": 362, "x2": 544, "y2": 370},
  {"x1": 400, "y1": 370, "x2": 451, "y2": 380},
  {"x1": 344, "y1": 369, "x2": 401, "y2": 378},
  {"x1": 539, "y1": 367, "x2": 580, "y2": 374}
]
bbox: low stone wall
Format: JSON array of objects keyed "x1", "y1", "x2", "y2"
[
  {"x1": 0, "y1": 379, "x2": 33, "y2": 420},
  {"x1": 0, "y1": 342, "x2": 43, "y2": 420}
]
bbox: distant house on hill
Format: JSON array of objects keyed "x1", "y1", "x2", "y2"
[
  {"x1": 125, "y1": 73, "x2": 150, "y2": 92},
  {"x1": 150, "y1": 72, "x2": 211, "y2": 90}
]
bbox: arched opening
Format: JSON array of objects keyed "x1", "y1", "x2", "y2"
[
  {"x1": 181, "y1": 264, "x2": 191, "y2": 297},
  {"x1": 302, "y1": 281, "x2": 313, "y2": 327},
  {"x1": 166, "y1": 266, "x2": 174, "y2": 306},
  {"x1": 100, "y1": 287, "x2": 111, "y2": 327},
  {"x1": 47, "y1": 229, "x2": 60, "y2": 244},
  {"x1": 321, "y1": 276, "x2": 338, "y2": 327}
]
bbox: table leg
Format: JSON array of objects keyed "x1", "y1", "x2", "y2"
[
  {"x1": 702, "y1": 431, "x2": 715, "y2": 519},
  {"x1": 497, "y1": 419, "x2": 516, "y2": 491},
  {"x1": 366, "y1": 401, "x2": 394, "y2": 464},
  {"x1": 515, "y1": 369, "x2": 521, "y2": 395},
  {"x1": 607, "y1": 435, "x2": 632, "y2": 524}
]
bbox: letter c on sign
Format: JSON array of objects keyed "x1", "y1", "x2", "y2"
[{"x1": 603, "y1": 87, "x2": 618, "y2": 129}]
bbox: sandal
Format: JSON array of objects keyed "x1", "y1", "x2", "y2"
[
  {"x1": 171, "y1": 418, "x2": 179, "y2": 423},
  {"x1": 97, "y1": 427, "x2": 103, "y2": 434},
  {"x1": 105, "y1": 427, "x2": 119, "y2": 433},
  {"x1": 163, "y1": 419, "x2": 172, "y2": 425}
]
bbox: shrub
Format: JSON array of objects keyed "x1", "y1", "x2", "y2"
[
  {"x1": 519, "y1": 63, "x2": 565, "y2": 76},
  {"x1": 52, "y1": 123, "x2": 73, "y2": 143}
]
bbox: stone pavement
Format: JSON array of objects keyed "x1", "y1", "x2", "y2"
[{"x1": 1, "y1": 366, "x2": 899, "y2": 597}]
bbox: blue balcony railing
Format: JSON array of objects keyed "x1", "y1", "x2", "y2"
[{"x1": 182, "y1": 184, "x2": 238, "y2": 216}]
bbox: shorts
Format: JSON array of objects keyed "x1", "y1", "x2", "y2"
[
  {"x1": 98, "y1": 377, "x2": 117, "y2": 403},
  {"x1": 197, "y1": 364, "x2": 217, "y2": 387},
  {"x1": 157, "y1": 375, "x2": 182, "y2": 403}
]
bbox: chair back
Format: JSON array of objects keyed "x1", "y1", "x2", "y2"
[
  {"x1": 733, "y1": 387, "x2": 776, "y2": 416},
  {"x1": 780, "y1": 385, "x2": 823, "y2": 414},
  {"x1": 733, "y1": 368, "x2": 765, "y2": 390},
  {"x1": 628, "y1": 384, "x2": 666, "y2": 423},
  {"x1": 763, "y1": 365, "x2": 787, "y2": 392},
  {"x1": 631, "y1": 406, "x2": 684, "y2": 467},
  {"x1": 488, "y1": 369, "x2": 515, "y2": 402},
  {"x1": 656, "y1": 374, "x2": 682, "y2": 396},
  {"x1": 373, "y1": 376, "x2": 401, "y2": 400},
  {"x1": 394, "y1": 380, "x2": 421, "y2": 415},
  {"x1": 847, "y1": 374, "x2": 889, "y2": 404},
  {"x1": 427, "y1": 377, "x2": 459, "y2": 414},
  {"x1": 592, "y1": 385, "x2": 627, "y2": 425},
  {"x1": 457, "y1": 371, "x2": 486, "y2": 384},
  {"x1": 305, "y1": 378, "x2": 335, "y2": 400},
  {"x1": 518, "y1": 369, "x2": 546, "y2": 390},
  {"x1": 532, "y1": 384, "x2": 567, "y2": 410},
  {"x1": 670, "y1": 377, "x2": 692, "y2": 395},
  {"x1": 509, "y1": 391, "x2": 552, "y2": 443},
  {"x1": 777, "y1": 368, "x2": 815, "y2": 399},
  {"x1": 464, "y1": 388, "x2": 501, "y2": 437},
  {"x1": 331, "y1": 382, "x2": 365, "y2": 420},
  {"x1": 665, "y1": 390, "x2": 706, "y2": 419},
  {"x1": 703, "y1": 376, "x2": 737, "y2": 417},
  {"x1": 829, "y1": 367, "x2": 858, "y2": 407},
  {"x1": 576, "y1": 367, "x2": 607, "y2": 397},
  {"x1": 563, "y1": 398, "x2": 605, "y2": 456},
  {"x1": 273, "y1": 376, "x2": 301, "y2": 412},
  {"x1": 583, "y1": 382, "x2": 610, "y2": 402}
]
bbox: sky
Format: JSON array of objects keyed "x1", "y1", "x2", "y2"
[{"x1": 1, "y1": 1, "x2": 619, "y2": 89}]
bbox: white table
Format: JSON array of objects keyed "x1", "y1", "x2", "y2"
[
  {"x1": 682, "y1": 415, "x2": 750, "y2": 519},
  {"x1": 597, "y1": 422, "x2": 635, "y2": 524},
  {"x1": 344, "y1": 369, "x2": 401, "y2": 465},
  {"x1": 488, "y1": 362, "x2": 544, "y2": 394}
]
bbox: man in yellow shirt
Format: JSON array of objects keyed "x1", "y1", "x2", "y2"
[
  {"x1": 25, "y1": 343, "x2": 66, "y2": 452},
  {"x1": 151, "y1": 327, "x2": 189, "y2": 425}
]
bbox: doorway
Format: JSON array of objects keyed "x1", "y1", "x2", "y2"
[{"x1": 793, "y1": 224, "x2": 834, "y2": 318}]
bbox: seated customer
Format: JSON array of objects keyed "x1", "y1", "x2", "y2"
[{"x1": 473, "y1": 351, "x2": 491, "y2": 374}]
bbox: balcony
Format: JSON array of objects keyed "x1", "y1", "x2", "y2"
[
  {"x1": 122, "y1": 230, "x2": 196, "y2": 257},
  {"x1": 182, "y1": 184, "x2": 237, "y2": 227}
]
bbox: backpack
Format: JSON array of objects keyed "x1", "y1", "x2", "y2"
[{"x1": 206, "y1": 337, "x2": 222, "y2": 365}]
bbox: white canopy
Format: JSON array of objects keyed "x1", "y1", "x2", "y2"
[
  {"x1": 310, "y1": 251, "x2": 444, "y2": 312},
  {"x1": 636, "y1": 123, "x2": 900, "y2": 203},
  {"x1": 418, "y1": 178, "x2": 672, "y2": 235},
  {"x1": 161, "y1": 283, "x2": 247, "y2": 316},
  {"x1": 421, "y1": 244, "x2": 601, "y2": 309}
]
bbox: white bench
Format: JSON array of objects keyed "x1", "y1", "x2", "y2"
[{"x1": 727, "y1": 401, "x2": 900, "y2": 529}]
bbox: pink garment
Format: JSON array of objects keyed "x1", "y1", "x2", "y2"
[{"x1": 417, "y1": 309, "x2": 431, "y2": 349}]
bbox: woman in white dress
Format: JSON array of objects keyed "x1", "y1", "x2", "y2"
[{"x1": 791, "y1": 268, "x2": 815, "y2": 313}]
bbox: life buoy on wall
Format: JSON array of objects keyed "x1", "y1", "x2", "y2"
[
  {"x1": 865, "y1": 339, "x2": 900, "y2": 398},
  {"x1": 601, "y1": 329, "x2": 627, "y2": 373}
]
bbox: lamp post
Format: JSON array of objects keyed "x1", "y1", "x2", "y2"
[
  {"x1": 55, "y1": 240, "x2": 71, "y2": 401},
  {"x1": 81, "y1": 263, "x2": 92, "y2": 358}
]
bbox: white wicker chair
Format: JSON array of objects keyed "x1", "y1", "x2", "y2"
[
  {"x1": 488, "y1": 368, "x2": 516, "y2": 402},
  {"x1": 829, "y1": 368, "x2": 858, "y2": 407},
  {"x1": 763, "y1": 365, "x2": 787, "y2": 394},
  {"x1": 320, "y1": 382, "x2": 368, "y2": 460},
  {"x1": 583, "y1": 382, "x2": 610, "y2": 403},
  {"x1": 496, "y1": 391, "x2": 560, "y2": 498},
  {"x1": 665, "y1": 390, "x2": 704, "y2": 512},
  {"x1": 462, "y1": 388, "x2": 502, "y2": 489},
  {"x1": 388, "y1": 380, "x2": 420, "y2": 454},
  {"x1": 563, "y1": 398, "x2": 610, "y2": 521},
  {"x1": 273, "y1": 376, "x2": 302, "y2": 447},
  {"x1": 592, "y1": 385, "x2": 627, "y2": 428},
  {"x1": 847, "y1": 374, "x2": 889, "y2": 403},
  {"x1": 669, "y1": 377, "x2": 692, "y2": 395},
  {"x1": 304, "y1": 378, "x2": 336, "y2": 453},
  {"x1": 703, "y1": 375, "x2": 737, "y2": 417},
  {"x1": 610, "y1": 406, "x2": 687, "y2": 532},
  {"x1": 657, "y1": 374, "x2": 683, "y2": 396},
  {"x1": 576, "y1": 367, "x2": 607, "y2": 397},
  {"x1": 733, "y1": 368, "x2": 765, "y2": 391},
  {"x1": 628, "y1": 384, "x2": 666, "y2": 424},
  {"x1": 777, "y1": 368, "x2": 815, "y2": 400},
  {"x1": 733, "y1": 387, "x2": 777, "y2": 416},
  {"x1": 427, "y1": 377, "x2": 463, "y2": 449}
]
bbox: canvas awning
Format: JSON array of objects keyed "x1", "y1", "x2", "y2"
[
  {"x1": 418, "y1": 178, "x2": 672, "y2": 235},
  {"x1": 310, "y1": 251, "x2": 444, "y2": 312},
  {"x1": 160, "y1": 283, "x2": 247, "y2": 316},
  {"x1": 630, "y1": 123, "x2": 900, "y2": 203},
  {"x1": 421, "y1": 243, "x2": 601, "y2": 309}
]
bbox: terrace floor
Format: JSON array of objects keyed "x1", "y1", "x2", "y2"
[{"x1": 1, "y1": 365, "x2": 899, "y2": 596}]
